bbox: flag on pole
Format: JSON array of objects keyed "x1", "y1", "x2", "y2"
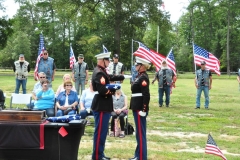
[
  {"x1": 166, "y1": 48, "x2": 176, "y2": 76},
  {"x1": 193, "y1": 44, "x2": 221, "y2": 75},
  {"x1": 205, "y1": 134, "x2": 227, "y2": 160},
  {"x1": 133, "y1": 41, "x2": 166, "y2": 71},
  {"x1": 38, "y1": 34, "x2": 45, "y2": 56},
  {"x1": 161, "y1": 1, "x2": 165, "y2": 10},
  {"x1": 34, "y1": 34, "x2": 45, "y2": 79},
  {"x1": 103, "y1": 45, "x2": 108, "y2": 53},
  {"x1": 69, "y1": 45, "x2": 76, "y2": 69}
]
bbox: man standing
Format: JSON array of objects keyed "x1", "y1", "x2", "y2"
[
  {"x1": 152, "y1": 60, "x2": 175, "y2": 107},
  {"x1": 129, "y1": 56, "x2": 151, "y2": 160},
  {"x1": 91, "y1": 52, "x2": 124, "y2": 160},
  {"x1": 35, "y1": 50, "x2": 56, "y2": 85},
  {"x1": 108, "y1": 53, "x2": 124, "y2": 75},
  {"x1": 195, "y1": 61, "x2": 212, "y2": 109},
  {"x1": 72, "y1": 54, "x2": 89, "y2": 95},
  {"x1": 13, "y1": 54, "x2": 30, "y2": 94}
]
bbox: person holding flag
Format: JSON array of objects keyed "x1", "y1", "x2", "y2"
[
  {"x1": 195, "y1": 61, "x2": 212, "y2": 109},
  {"x1": 152, "y1": 59, "x2": 176, "y2": 107},
  {"x1": 35, "y1": 50, "x2": 56, "y2": 86},
  {"x1": 34, "y1": 34, "x2": 56, "y2": 86},
  {"x1": 129, "y1": 56, "x2": 151, "y2": 160},
  {"x1": 91, "y1": 52, "x2": 124, "y2": 160}
]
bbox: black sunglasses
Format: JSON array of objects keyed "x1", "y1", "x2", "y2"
[
  {"x1": 39, "y1": 77, "x2": 46, "y2": 78},
  {"x1": 66, "y1": 85, "x2": 72, "y2": 86}
]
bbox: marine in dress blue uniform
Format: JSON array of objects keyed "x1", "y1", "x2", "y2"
[
  {"x1": 129, "y1": 57, "x2": 151, "y2": 160},
  {"x1": 91, "y1": 52, "x2": 124, "y2": 160}
]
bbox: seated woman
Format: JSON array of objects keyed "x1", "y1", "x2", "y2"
[
  {"x1": 109, "y1": 89, "x2": 128, "y2": 138},
  {"x1": 56, "y1": 81, "x2": 78, "y2": 117},
  {"x1": 55, "y1": 74, "x2": 76, "y2": 97},
  {"x1": 34, "y1": 79, "x2": 55, "y2": 110},
  {"x1": 79, "y1": 80, "x2": 95, "y2": 120}
]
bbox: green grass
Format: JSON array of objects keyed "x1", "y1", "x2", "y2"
[{"x1": 1, "y1": 71, "x2": 240, "y2": 160}]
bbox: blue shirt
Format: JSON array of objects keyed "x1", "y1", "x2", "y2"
[
  {"x1": 33, "y1": 82, "x2": 42, "y2": 94},
  {"x1": 80, "y1": 89, "x2": 96, "y2": 109},
  {"x1": 57, "y1": 90, "x2": 78, "y2": 106},
  {"x1": 34, "y1": 88, "x2": 55, "y2": 110}
]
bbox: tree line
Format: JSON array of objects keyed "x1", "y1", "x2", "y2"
[{"x1": 0, "y1": 0, "x2": 239, "y2": 72}]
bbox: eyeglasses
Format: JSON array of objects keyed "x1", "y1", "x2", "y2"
[
  {"x1": 66, "y1": 85, "x2": 72, "y2": 86},
  {"x1": 43, "y1": 53, "x2": 48, "y2": 55},
  {"x1": 39, "y1": 77, "x2": 46, "y2": 78},
  {"x1": 79, "y1": 58, "x2": 83, "y2": 59},
  {"x1": 20, "y1": 57, "x2": 24, "y2": 58}
]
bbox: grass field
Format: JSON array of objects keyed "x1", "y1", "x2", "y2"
[{"x1": 0, "y1": 70, "x2": 240, "y2": 160}]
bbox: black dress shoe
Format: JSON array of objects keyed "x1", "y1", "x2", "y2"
[
  {"x1": 92, "y1": 157, "x2": 110, "y2": 160},
  {"x1": 101, "y1": 156, "x2": 111, "y2": 160},
  {"x1": 129, "y1": 157, "x2": 139, "y2": 160}
]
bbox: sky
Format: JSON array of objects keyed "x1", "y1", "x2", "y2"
[
  {"x1": 162, "y1": 0, "x2": 190, "y2": 23},
  {"x1": 0, "y1": 0, "x2": 190, "y2": 23}
]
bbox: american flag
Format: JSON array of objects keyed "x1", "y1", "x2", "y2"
[
  {"x1": 166, "y1": 48, "x2": 176, "y2": 76},
  {"x1": 69, "y1": 45, "x2": 76, "y2": 69},
  {"x1": 38, "y1": 34, "x2": 44, "y2": 56},
  {"x1": 34, "y1": 34, "x2": 45, "y2": 79},
  {"x1": 194, "y1": 44, "x2": 221, "y2": 75},
  {"x1": 103, "y1": 45, "x2": 108, "y2": 53},
  {"x1": 133, "y1": 41, "x2": 166, "y2": 71},
  {"x1": 161, "y1": 1, "x2": 165, "y2": 10},
  {"x1": 205, "y1": 134, "x2": 227, "y2": 160}
]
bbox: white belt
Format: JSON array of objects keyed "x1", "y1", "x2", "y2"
[
  {"x1": 131, "y1": 93, "x2": 143, "y2": 97},
  {"x1": 94, "y1": 91, "x2": 99, "y2": 94}
]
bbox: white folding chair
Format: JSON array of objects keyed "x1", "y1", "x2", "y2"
[{"x1": 10, "y1": 93, "x2": 32, "y2": 109}]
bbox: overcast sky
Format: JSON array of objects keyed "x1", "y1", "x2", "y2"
[{"x1": 0, "y1": 0, "x2": 190, "y2": 23}]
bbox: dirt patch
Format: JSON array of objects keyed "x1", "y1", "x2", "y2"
[{"x1": 148, "y1": 130, "x2": 206, "y2": 138}]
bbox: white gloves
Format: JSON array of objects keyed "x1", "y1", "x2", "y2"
[{"x1": 138, "y1": 111, "x2": 146, "y2": 117}]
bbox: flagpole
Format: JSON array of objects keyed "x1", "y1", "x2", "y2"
[
  {"x1": 131, "y1": 39, "x2": 134, "y2": 67},
  {"x1": 157, "y1": 26, "x2": 159, "y2": 53},
  {"x1": 192, "y1": 42, "x2": 197, "y2": 74}
]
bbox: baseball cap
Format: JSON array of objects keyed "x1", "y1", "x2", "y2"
[
  {"x1": 78, "y1": 54, "x2": 84, "y2": 58},
  {"x1": 201, "y1": 61, "x2": 206, "y2": 65},
  {"x1": 113, "y1": 54, "x2": 119, "y2": 58},
  {"x1": 19, "y1": 54, "x2": 24, "y2": 57}
]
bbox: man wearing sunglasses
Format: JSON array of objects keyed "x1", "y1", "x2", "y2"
[
  {"x1": 35, "y1": 50, "x2": 56, "y2": 85},
  {"x1": 27, "y1": 72, "x2": 47, "y2": 109},
  {"x1": 195, "y1": 61, "x2": 212, "y2": 109},
  {"x1": 13, "y1": 54, "x2": 30, "y2": 94},
  {"x1": 72, "y1": 54, "x2": 89, "y2": 95}
]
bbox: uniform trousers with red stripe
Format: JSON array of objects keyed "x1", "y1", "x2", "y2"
[
  {"x1": 133, "y1": 110, "x2": 147, "y2": 160},
  {"x1": 92, "y1": 111, "x2": 111, "y2": 160}
]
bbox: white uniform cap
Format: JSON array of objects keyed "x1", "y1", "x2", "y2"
[
  {"x1": 95, "y1": 52, "x2": 111, "y2": 59},
  {"x1": 135, "y1": 56, "x2": 151, "y2": 65}
]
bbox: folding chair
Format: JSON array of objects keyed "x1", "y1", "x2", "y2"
[{"x1": 10, "y1": 93, "x2": 32, "y2": 109}]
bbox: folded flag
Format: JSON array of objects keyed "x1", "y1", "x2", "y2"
[
  {"x1": 106, "y1": 84, "x2": 121, "y2": 91},
  {"x1": 47, "y1": 115, "x2": 81, "y2": 123}
]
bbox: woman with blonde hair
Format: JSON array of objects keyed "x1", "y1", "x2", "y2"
[{"x1": 56, "y1": 74, "x2": 76, "y2": 96}]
